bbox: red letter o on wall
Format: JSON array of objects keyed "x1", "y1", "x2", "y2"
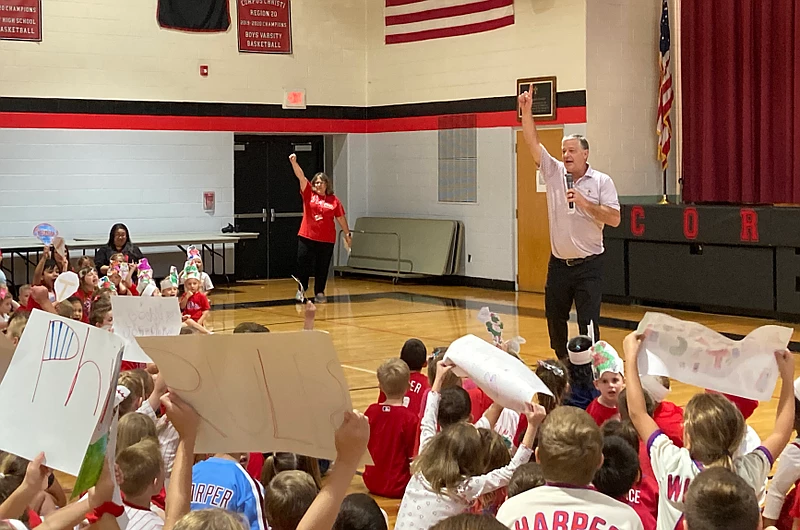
[
  {"x1": 631, "y1": 206, "x2": 645, "y2": 236},
  {"x1": 683, "y1": 208, "x2": 699, "y2": 240}
]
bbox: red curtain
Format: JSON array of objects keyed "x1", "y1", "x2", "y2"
[{"x1": 681, "y1": 0, "x2": 800, "y2": 204}]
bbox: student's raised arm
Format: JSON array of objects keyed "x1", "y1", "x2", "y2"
[
  {"x1": 519, "y1": 84, "x2": 542, "y2": 167},
  {"x1": 760, "y1": 350, "x2": 796, "y2": 460},
  {"x1": 303, "y1": 301, "x2": 317, "y2": 330},
  {"x1": 289, "y1": 153, "x2": 310, "y2": 192},
  {"x1": 0, "y1": 452, "x2": 48, "y2": 520},
  {"x1": 296, "y1": 410, "x2": 369, "y2": 530},
  {"x1": 622, "y1": 332, "x2": 659, "y2": 442},
  {"x1": 161, "y1": 391, "x2": 200, "y2": 530}
]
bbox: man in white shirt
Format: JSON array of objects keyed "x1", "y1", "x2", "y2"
[{"x1": 519, "y1": 86, "x2": 621, "y2": 408}]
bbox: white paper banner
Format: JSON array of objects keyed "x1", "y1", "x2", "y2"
[
  {"x1": 111, "y1": 297, "x2": 182, "y2": 363},
  {"x1": 0, "y1": 310, "x2": 125, "y2": 475},
  {"x1": 636, "y1": 312, "x2": 793, "y2": 401},
  {"x1": 444, "y1": 334, "x2": 552, "y2": 413}
]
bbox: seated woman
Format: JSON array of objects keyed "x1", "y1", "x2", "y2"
[{"x1": 94, "y1": 223, "x2": 144, "y2": 275}]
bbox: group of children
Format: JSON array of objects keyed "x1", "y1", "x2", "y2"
[
  {"x1": 2, "y1": 247, "x2": 800, "y2": 530},
  {"x1": 0, "y1": 243, "x2": 216, "y2": 341},
  {"x1": 360, "y1": 330, "x2": 800, "y2": 530}
]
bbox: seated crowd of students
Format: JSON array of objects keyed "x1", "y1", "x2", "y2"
[{"x1": 1, "y1": 247, "x2": 800, "y2": 530}]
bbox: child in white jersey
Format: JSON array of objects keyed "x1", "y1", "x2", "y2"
[
  {"x1": 394, "y1": 361, "x2": 543, "y2": 530},
  {"x1": 496, "y1": 406, "x2": 644, "y2": 530},
  {"x1": 623, "y1": 331, "x2": 796, "y2": 530},
  {"x1": 763, "y1": 377, "x2": 800, "y2": 528}
]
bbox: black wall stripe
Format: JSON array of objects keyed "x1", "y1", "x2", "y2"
[{"x1": 0, "y1": 90, "x2": 586, "y2": 120}]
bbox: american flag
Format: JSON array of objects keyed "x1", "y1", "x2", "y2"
[
  {"x1": 657, "y1": 0, "x2": 673, "y2": 170},
  {"x1": 385, "y1": 0, "x2": 514, "y2": 45}
]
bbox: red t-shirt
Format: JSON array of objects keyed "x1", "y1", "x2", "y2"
[
  {"x1": 653, "y1": 400, "x2": 684, "y2": 447},
  {"x1": 378, "y1": 372, "x2": 430, "y2": 418},
  {"x1": 363, "y1": 403, "x2": 419, "y2": 498},
  {"x1": 26, "y1": 289, "x2": 55, "y2": 312},
  {"x1": 621, "y1": 485, "x2": 657, "y2": 530},
  {"x1": 586, "y1": 398, "x2": 619, "y2": 426},
  {"x1": 467, "y1": 386, "x2": 493, "y2": 423},
  {"x1": 182, "y1": 292, "x2": 210, "y2": 321},
  {"x1": 298, "y1": 184, "x2": 344, "y2": 244}
]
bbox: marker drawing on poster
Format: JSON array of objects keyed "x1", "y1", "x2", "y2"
[
  {"x1": 137, "y1": 330, "x2": 369, "y2": 463},
  {"x1": 444, "y1": 334, "x2": 553, "y2": 413},
  {"x1": 112, "y1": 297, "x2": 182, "y2": 363},
  {"x1": 636, "y1": 312, "x2": 793, "y2": 401},
  {"x1": 0, "y1": 310, "x2": 125, "y2": 475}
]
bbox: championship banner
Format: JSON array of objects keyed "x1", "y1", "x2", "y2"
[
  {"x1": 238, "y1": 0, "x2": 292, "y2": 54},
  {"x1": 0, "y1": 0, "x2": 41, "y2": 42}
]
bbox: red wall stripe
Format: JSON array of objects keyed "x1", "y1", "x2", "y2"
[
  {"x1": 0, "y1": 106, "x2": 586, "y2": 134},
  {"x1": 385, "y1": 14, "x2": 514, "y2": 44},
  {"x1": 385, "y1": 0, "x2": 427, "y2": 7},
  {"x1": 386, "y1": 0, "x2": 512, "y2": 26}
]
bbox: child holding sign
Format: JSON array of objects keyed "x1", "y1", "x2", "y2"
[{"x1": 623, "y1": 331, "x2": 796, "y2": 530}]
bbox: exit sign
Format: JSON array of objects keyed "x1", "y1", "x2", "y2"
[{"x1": 283, "y1": 89, "x2": 306, "y2": 109}]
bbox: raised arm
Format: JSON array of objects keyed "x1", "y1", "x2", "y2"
[
  {"x1": 161, "y1": 392, "x2": 200, "y2": 530},
  {"x1": 760, "y1": 350, "x2": 796, "y2": 460},
  {"x1": 622, "y1": 332, "x2": 660, "y2": 442},
  {"x1": 519, "y1": 84, "x2": 542, "y2": 167},
  {"x1": 289, "y1": 153, "x2": 309, "y2": 192}
]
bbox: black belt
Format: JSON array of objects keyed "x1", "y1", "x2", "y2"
[{"x1": 555, "y1": 253, "x2": 602, "y2": 267}]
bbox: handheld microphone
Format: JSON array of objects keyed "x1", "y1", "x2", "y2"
[{"x1": 566, "y1": 173, "x2": 575, "y2": 214}]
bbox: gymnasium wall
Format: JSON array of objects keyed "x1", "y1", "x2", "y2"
[
  {"x1": 365, "y1": 0, "x2": 587, "y2": 105},
  {"x1": 0, "y1": 0, "x2": 366, "y2": 105},
  {"x1": 586, "y1": 0, "x2": 677, "y2": 200}
]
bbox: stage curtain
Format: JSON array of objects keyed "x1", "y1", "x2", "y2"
[{"x1": 681, "y1": 0, "x2": 800, "y2": 204}]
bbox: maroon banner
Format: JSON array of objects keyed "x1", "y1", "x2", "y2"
[
  {"x1": 0, "y1": 0, "x2": 41, "y2": 41},
  {"x1": 237, "y1": 0, "x2": 291, "y2": 54}
]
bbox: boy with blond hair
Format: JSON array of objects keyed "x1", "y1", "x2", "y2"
[
  {"x1": 362, "y1": 358, "x2": 419, "y2": 498},
  {"x1": 117, "y1": 439, "x2": 165, "y2": 530},
  {"x1": 496, "y1": 406, "x2": 643, "y2": 530}
]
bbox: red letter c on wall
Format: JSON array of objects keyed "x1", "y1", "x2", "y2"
[
  {"x1": 631, "y1": 206, "x2": 645, "y2": 236},
  {"x1": 683, "y1": 208, "x2": 699, "y2": 239}
]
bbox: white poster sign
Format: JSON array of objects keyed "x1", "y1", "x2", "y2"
[
  {"x1": 636, "y1": 312, "x2": 793, "y2": 401},
  {"x1": 444, "y1": 334, "x2": 553, "y2": 413},
  {"x1": 112, "y1": 297, "x2": 182, "y2": 363},
  {"x1": 0, "y1": 310, "x2": 124, "y2": 475}
]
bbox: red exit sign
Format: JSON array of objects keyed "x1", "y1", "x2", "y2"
[{"x1": 283, "y1": 89, "x2": 306, "y2": 109}]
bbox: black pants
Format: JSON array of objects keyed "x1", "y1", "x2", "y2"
[
  {"x1": 545, "y1": 254, "x2": 604, "y2": 407},
  {"x1": 297, "y1": 236, "x2": 335, "y2": 295}
]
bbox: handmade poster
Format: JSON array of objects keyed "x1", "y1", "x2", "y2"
[
  {"x1": 112, "y1": 297, "x2": 182, "y2": 363},
  {"x1": 636, "y1": 312, "x2": 793, "y2": 401},
  {"x1": 32, "y1": 223, "x2": 58, "y2": 245},
  {"x1": 443, "y1": 334, "x2": 553, "y2": 413},
  {"x1": 137, "y1": 330, "x2": 367, "y2": 462},
  {"x1": 0, "y1": 333, "x2": 15, "y2": 383},
  {"x1": 0, "y1": 310, "x2": 125, "y2": 475},
  {"x1": 54, "y1": 271, "x2": 79, "y2": 303}
]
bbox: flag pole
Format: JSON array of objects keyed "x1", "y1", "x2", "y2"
[{"x1": 658, "y1": 168, "x2": 669, "y2": 204}]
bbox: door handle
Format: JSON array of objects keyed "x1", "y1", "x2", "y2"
[
  {"x1": 234, "y1": 208, "x2": 268, "y2": 222},
  {"x1": 270, "y1": 208, "x2": 276, "y2": 222},
  {"x1": 269, "y1": 210, "x2": 303, "y2": 222}
]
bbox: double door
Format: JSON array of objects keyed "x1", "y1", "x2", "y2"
[{"x1": 234, "y1": 135, "x2": 325, "y2": 280}]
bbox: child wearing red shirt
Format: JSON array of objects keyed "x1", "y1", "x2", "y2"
[
  {"x1": 363, "y1": 358, "x2": 419, "y2": 498},
  {"x1": 74, "y1": 265, "x2": 100, "y2": 324},
  {"x1": 377, "y1": 338, "x2": 431, "y2": 417},
  {"x1": 180, "y1": 263, "x2": 210, "y2": 329},
  {"x1": 594, "y1": 435, "x2": 656, "y2": 530},
  {"x1": 586, "y1": 341, "x2": 625, "y2": 426},
  {"x1": 27, "y1": 251, "x2": 60, "y2": 313}
]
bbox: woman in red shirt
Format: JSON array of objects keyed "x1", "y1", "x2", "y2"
[{"x1": 289, "y1": 153, "x2": 352, "y2": 304}]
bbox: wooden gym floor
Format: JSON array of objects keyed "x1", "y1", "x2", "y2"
[
  {"x1": 58, "y1": 277, "x2": 800, "y2": 522},
  {"x1": 207, "y1": 277, "x2": 800, "y2": 523}
]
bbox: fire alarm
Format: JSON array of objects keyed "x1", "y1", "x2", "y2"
[{"x1": 200, "y1": 65, "x2": 209, "y2": 77}]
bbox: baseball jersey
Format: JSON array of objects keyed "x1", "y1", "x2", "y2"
[
  {"x1": 586, "y1": 398, "x2": 619, "y2": 426},
  {"x1": 363, "y1": 403, "x2": 419, "y2": 498},
  {"x1": 497, "y1": 485, "x2": 644, "y2": 530},
  {"x1": 123, "y1": 501, "x2": 163, "y2": 530},
  {"x1": 191, "y1": 457, "x2": 266, "y2": 530},
  {"x1": 647, "y1": 430, "x2": 774, "y2": 530},
  {"x1": 377, "y1": 371, "x2": 430, "y2": 417},
  {"x1": 764, "y1": 440, "x2": 800, "y2": 520},
  {"x1": 183, "y1": 291, "x2": 210, "y2": 321}
]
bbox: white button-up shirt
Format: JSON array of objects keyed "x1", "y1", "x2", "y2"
[{"x1": 540, "y1": 146, "x2": 620, "y2": 260}]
